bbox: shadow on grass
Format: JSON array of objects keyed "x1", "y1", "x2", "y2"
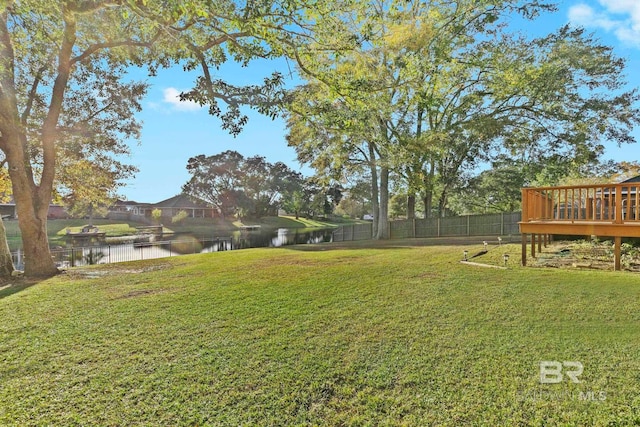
[
  {"x1": 284, "y1": 236, "x2": 511, "y2": 252},
  {"x1": 285, "y1": 243, "x2": 414, "y2": 252},
  {"x1": 0, "y1": 278, "x2": 40, "y2": 301}
]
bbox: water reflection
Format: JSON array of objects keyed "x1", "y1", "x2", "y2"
[
  {"x1": 235, "y1": 228, "x2": 334, "y2": 249},
  {"x1": 33, "y1": 227, "x2": 335, "y2": 269}
]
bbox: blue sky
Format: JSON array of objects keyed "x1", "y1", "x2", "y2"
[{"x1": 121, "y1": 0, "x2": 640, "y2": 202}]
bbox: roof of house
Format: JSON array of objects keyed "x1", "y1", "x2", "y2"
[
  {"x1": 151, "y1": 194, "x2": 209, "y2": 209},
  {"x1": 621, "y1": 175, "x2": 640, "y2": 183},
  {"x1": 113, "y1": 199, "x2": 150, "y2": 207}
]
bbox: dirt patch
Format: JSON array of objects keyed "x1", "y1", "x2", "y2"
[
  {"x1": 63, "y1": 263, "x2": 173, "y2": 279},
  {"x1": 115, "y1": 288, "x2": 169, "y2": 299},
  {"x1": 532, "y1": 240, "x2": 640, "y2": 272},
  {"x1": 287, "y1": 235, "x2": 513, "y2": 251}
]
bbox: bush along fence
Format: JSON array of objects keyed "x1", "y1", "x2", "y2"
[{"x1": 333, "y1": 212, "x2": 522, "y2": 242}]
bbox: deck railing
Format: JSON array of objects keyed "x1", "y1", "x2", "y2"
[{"x1": 522, "y1": 183, "x2": 640, "y2": 224}]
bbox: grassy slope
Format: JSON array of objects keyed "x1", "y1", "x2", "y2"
[{"x1": 1, "y1": 242, "x2": 639, "y2": 425}]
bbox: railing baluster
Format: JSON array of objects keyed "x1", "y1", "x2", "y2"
[
  {"x1": 578, "y1": 189, "x2": 583, "y2": 220},
  {"x1": 607, "y1": 187, "x2": 613, "y2": 221},
  {"x1": 633, "y1": 185, "x2": 640, "y2": 221},
  {"x1": 616, "y1": 186, "x2": 623, "y2": 224}
]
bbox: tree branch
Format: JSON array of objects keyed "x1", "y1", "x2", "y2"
[
  {"x1": 71, "y1": 37, "x2": 157, "y2": 64},
  {"x1": 39, "y1": 6, "x2": 77, "y2": 202},
  {"x1": 0, "y1": 9, "x2": 18, "y2": 135},
  {"x1": 21, "y1": 60, "x2": 51, "y2": 125}
]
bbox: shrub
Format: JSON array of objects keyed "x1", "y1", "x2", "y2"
[
  {"x1": 151, "y1": 208, "x2": 162, "y2": 223},
  {"x1": 171, "y1": 210, "x2": 189, "y2": 224}
]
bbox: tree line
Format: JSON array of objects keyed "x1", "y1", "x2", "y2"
[
  {"x1": 285, "y1": 1, "x2": 640, "y2": 239},
  {"x1": 182, "y1": 150, "x2": 341, "y2": 220}
]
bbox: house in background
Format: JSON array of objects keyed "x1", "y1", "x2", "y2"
[
  {"x1": 588, "y1": 174, "x2": 640, "y2": 221},
  {"x1": 107, "y1": 194, "x2": 217, "y2": 221},
  {"x1": 109, "y1": 199, "x2": 152, "y2": 220},
  {"x1": 620, "y1": 175, "x2": 640, "y2": 184},
  {"x1": 148, "y1": 194, "x2": 217, "y2": 219},
  {"x1": 0, "y1": 196, "x2": 68, "y2": 219},
  {"x1": 4, "y1": 194, "x2": 216, "y2": 221},
  {"x1": 0, "y1": 198, "x2": 16, "y2": 219}
]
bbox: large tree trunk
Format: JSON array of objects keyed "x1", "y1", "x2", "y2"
[
  {"x1": 5, "y1": 137, "x2": 58, "y2": 277},
  {"x1": 368, "y1": 142, "x2": 379, "y2": 239},
  {"x1": 423, "y1": 193, "x2": 432, "y2": 219},
  {"x1": 16, "y1": 216, "x2": 54, "y2": 277},
  {"x1": 0, "y1": 9, "x2": 74, "y2": 278},
  {"x1": 407, "y1": 193, "x2": 416, "y2": 220},
  {"x1": 423, "y1": 159, "x2": 435, "y2": 218},
  {"x1": 409, "y1": 105, "x2": 421, "y2": 221},
  {"x1": 438, "y1": 187, "x2": 449, "y2": 218},
  {"x1": 0, "y1": 216, "x2": 14, "y2": 277},
  {"x1": 11, "y1": 189, "x2": 57, "y2": 277},
  {"x1": 376, "y1": 166, "x2": 390, "y2": 239}
]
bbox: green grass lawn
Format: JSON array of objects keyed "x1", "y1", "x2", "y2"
[{"x1": 1, "y1": 242, "x2": 639, "y2": 425}]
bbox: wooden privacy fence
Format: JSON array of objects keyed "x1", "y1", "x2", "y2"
[
  {"x1": 332, "y1": 223, "x2": 375, "y2": 242},
  {"x1": 332, "y1": 212, "x2": 521, "y2": 242},
  {"x1": 390, "y1": 212, "x2": 521, "y2": 239}
]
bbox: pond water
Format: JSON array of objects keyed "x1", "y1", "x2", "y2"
[
  {"x1": 10, "y1": 227, "x2": 337, "y2": 269},
  {"x1": 235, "y1": 227, "x2": 335, "y2": 249}
]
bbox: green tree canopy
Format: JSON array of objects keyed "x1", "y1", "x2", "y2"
[
  {"x1": 182, "y1": 150, "x2": 304, "y2": 218},
  {"x1": 286, "y1": 0, "x2": 639, "y2": 229},
  {"x1": 0, "y1": 0, "x2": 353, "y2": 276}
]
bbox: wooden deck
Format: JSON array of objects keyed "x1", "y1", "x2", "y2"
[{"x1": 520, "y1": 183, "x2": 640, "y2": 270}]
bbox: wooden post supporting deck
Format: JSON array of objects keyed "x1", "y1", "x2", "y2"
[
  {"x1": 537, "y1": 234, "x2": 542, "y2": 253},
  {"x1": 531, "y1": 233, "x2": 536, "y2": 258},
  {"x1": 521, "y1": 188, "x2": 528, "y2": 267}
]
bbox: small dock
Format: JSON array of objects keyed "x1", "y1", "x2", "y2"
[
  {"x1": 65, "y1": 225, "x2": 106, "y2": 244},
  {"x1": 135, "y1": 225, "x2": 164, "y2": 236},
  {"x1": 239, "y1": 225, "x2": 261, "y2": 232}
]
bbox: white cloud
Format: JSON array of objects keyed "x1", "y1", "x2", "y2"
[
  {"x1": 162, "y1": 87, "x2": 202, "y2": 112},
  {"x1": 568, "y1": 1, "x2": 640, "y2": 48},
  {"x1": 599, "y1": 0, "x2": 640, "y2": 23}
]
